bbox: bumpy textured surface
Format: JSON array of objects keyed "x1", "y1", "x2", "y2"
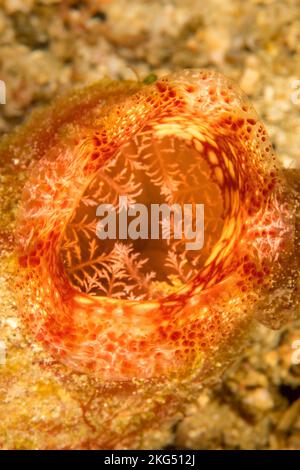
[
  {"x1": 15, "y1": 70, "x2": 295, "y2": 385},
  {"x1": 0, "y1": 0, "x2": 300, "y2": 450}
]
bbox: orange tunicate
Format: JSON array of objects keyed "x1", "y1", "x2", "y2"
[{"x1": 15, "y1": 69, "x2": 298, "y2": 385}]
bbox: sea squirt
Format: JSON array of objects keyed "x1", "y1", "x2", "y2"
[{"x1": 1, "y1": 69, "x2": 298, "y2": 448}]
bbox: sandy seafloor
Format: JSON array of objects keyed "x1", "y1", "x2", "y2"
[{"x1": 0, "y1": 0, "x2": 300, "y2": 449}]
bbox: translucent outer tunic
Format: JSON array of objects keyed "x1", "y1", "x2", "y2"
[{"x1": 0, "y1": 70, "x2": 299, "y2": 448}]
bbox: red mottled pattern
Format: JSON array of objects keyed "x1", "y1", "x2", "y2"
[{"x1": 16, "y1": 70, "x2": 296, "y2": 382}]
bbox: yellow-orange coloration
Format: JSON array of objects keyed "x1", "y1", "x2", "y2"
[{"x1": 14, "y1": 69, "x2": 297, "y2": 388}]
